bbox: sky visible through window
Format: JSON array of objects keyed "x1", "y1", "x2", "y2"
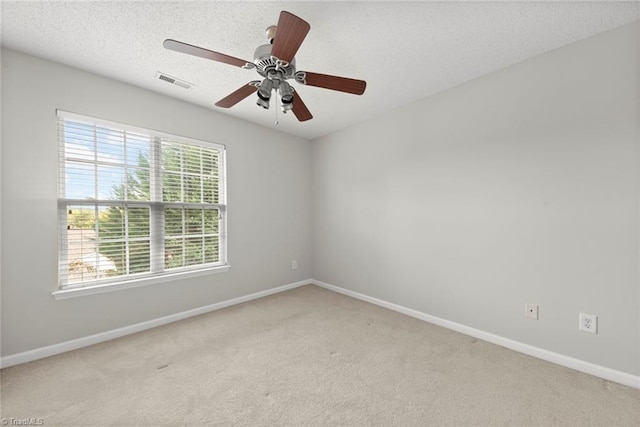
[{"x1": 64, "y1": 121, "x2": 150, "y2": 201}]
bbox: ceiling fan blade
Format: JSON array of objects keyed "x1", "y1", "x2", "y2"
[
  {"x1": 215, "y1": 83, "x2": 257, "y2": 108},
  {"x1": 296, "y1": 71, "x2": 367, "y2": 95},
  {"x1": 291, "y1": 91, "x2": 313, "y2": 122},
  {"x1": 164, "y1": 39, "x2": 252, "y2": 68},
  {"x1": 271, "y1": 11, "x2": 310, "y2": 64},
  {"x1": 299, "y1": 72, "x2": 366, "y2": 95}
]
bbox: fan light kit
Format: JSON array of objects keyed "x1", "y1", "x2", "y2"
[{"x1": 164, "y1": 11, "x2": 367, "y2": 122}]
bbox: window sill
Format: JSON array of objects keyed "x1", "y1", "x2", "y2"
[{"x1": 52, "y1": 265, "x2": 231, "y2": 300}]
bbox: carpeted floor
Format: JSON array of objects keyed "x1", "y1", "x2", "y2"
[{"x1": 1, "y1": 284, "x2": 639, "y2": 426}]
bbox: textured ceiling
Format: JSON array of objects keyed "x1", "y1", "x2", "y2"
[{"x1": 2, "y1": 1, "x2": 639, "y2": 140}]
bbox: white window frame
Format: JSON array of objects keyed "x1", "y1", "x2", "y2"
[{"x1": 54, "y1": 111, "x2": 229, "y2": 299}]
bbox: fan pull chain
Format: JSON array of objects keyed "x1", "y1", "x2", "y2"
[{"x1": 274, "y1": 89, "x2": 279, "y2": 126}]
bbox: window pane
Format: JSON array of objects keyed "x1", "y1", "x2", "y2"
[
  {"x1": 98, "y1": 206, "x2": 125, "y2": 239},
  {"x1": 203, "y1": 176, "x2": 217, "y2": 204},
  {"x1": 183, "y1": 174, "x2": 202, "y2": 203},
  {"x1": 65, "y1": 163, "x2": 95, "y2": 199},
  {"x1": 164, "y1": 238, "x2": 183, "y2": 269},
  {"x1": 183, "y1": 146, "x2": 202, "y2": 174},
  {"x1": 65, "y1": 144, "x2": 95, "y2": 162},
  {"x1": 185, "y1": 209, "x2": 202, "y2": 235},
  {"x1": 129, "y1": 240, "x2": 151, "y2": 274},
  {"x1": 185, "y1": 237, "x2": 203, "y2": 266},
  {"x1": 126, "y1": 135, "x2": 151, "y2": 166},
  {"x1": 66, "y1": 206, "x2": 98, "y2": 283},
  {"x1": 162, "y1": 143, "x2": 181, "y2": 172},
  {"x1": 204, "y1": 209, "x2": 219, "y2": 234},
  {"x1": 127, "y1": 167, "x2": 151, "y2": 201},
  {"x1": 69, "y1": 250, "x2": 119, "y2": 283},
  {"x1": 204, "y1": 236, "x2": 219, "y2": 263},
  {"x1": 128, "y1": 207, "x2": 150, "y2": 237},
  {"x1": 165, "y1": 208, "x2": 183, "y2": 236},
  {"x1": 96, "y1": 127, "x2": 124, "y2": 165},
  {"x1": 162, "y1": 171, "x2": 182, "y2": 202},
  {"x1": 97, "y1": 241, "x2": 125, "y2": 277},
  {"x1": 202, "y1": 151, "x2": 217, "y2": 175},
  {"x1": 64, "y1": 122, "x2": 95, "y2": 162},
  {"x1": 67, "y1": 205, "x2": 96, "y2": 231},
  {"x1": 97, "y1": 165, "x2": 125, "y2": 200}
]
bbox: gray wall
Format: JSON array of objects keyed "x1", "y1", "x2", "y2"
[
  {"x1": 1, "y1": 49, "x2": 312, "y2": 357},
  {"x1": 312, "y1": 22, "x2": 640, "y2": 375}
]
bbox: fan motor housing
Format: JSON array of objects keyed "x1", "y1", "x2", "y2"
[{"x1": 253, "y1": 44, "x2": 296, "y2": 79}]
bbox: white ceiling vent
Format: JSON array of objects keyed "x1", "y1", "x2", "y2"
[{"x1": 156, "y1": 72, "x2": 193, "y2": 89}]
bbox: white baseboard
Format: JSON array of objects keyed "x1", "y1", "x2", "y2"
[
  {"x1": 312, "y1": 279, "x2": 640, "y2": 390},
  {"x1": 0, "y1": 279, "x2": 311, "y2": 369},
  {"x1": 4, "y1": 278, "x2": 638, "y2": 390}
]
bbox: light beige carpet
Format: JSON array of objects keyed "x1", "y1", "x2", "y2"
[{"x1": 1, "y1": 285, "x2": 639, "y2": 426}]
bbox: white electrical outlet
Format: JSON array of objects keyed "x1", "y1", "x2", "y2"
[
  {"x1": 291, "y1": 260, "x2": 298, "y2": 270},
  {"x1": 579, "y1": 313, "x2": 597, "y2": 334},
  {"x1": 525, "y1": 303, "x2": 538, "y2": 320}
]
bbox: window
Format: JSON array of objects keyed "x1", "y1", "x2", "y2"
[{"x1": 57, "y1": 111, "x2": 227, "y2": 293}]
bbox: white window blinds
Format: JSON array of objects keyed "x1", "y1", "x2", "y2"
[{"x1": 57, "y1": 111, "x2": 227, "y2": 290}]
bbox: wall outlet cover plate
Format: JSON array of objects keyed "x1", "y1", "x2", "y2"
[
  {"x1": 525, "y1": 303, "x2": 539, "y2": 320},
  {"x1": 579, "y1": 313, "x2": 597, "y2": 334}
]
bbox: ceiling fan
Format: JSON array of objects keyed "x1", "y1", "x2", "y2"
[{"x1": 164, "y1": 11, "x2": 367, "y2": 122}]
